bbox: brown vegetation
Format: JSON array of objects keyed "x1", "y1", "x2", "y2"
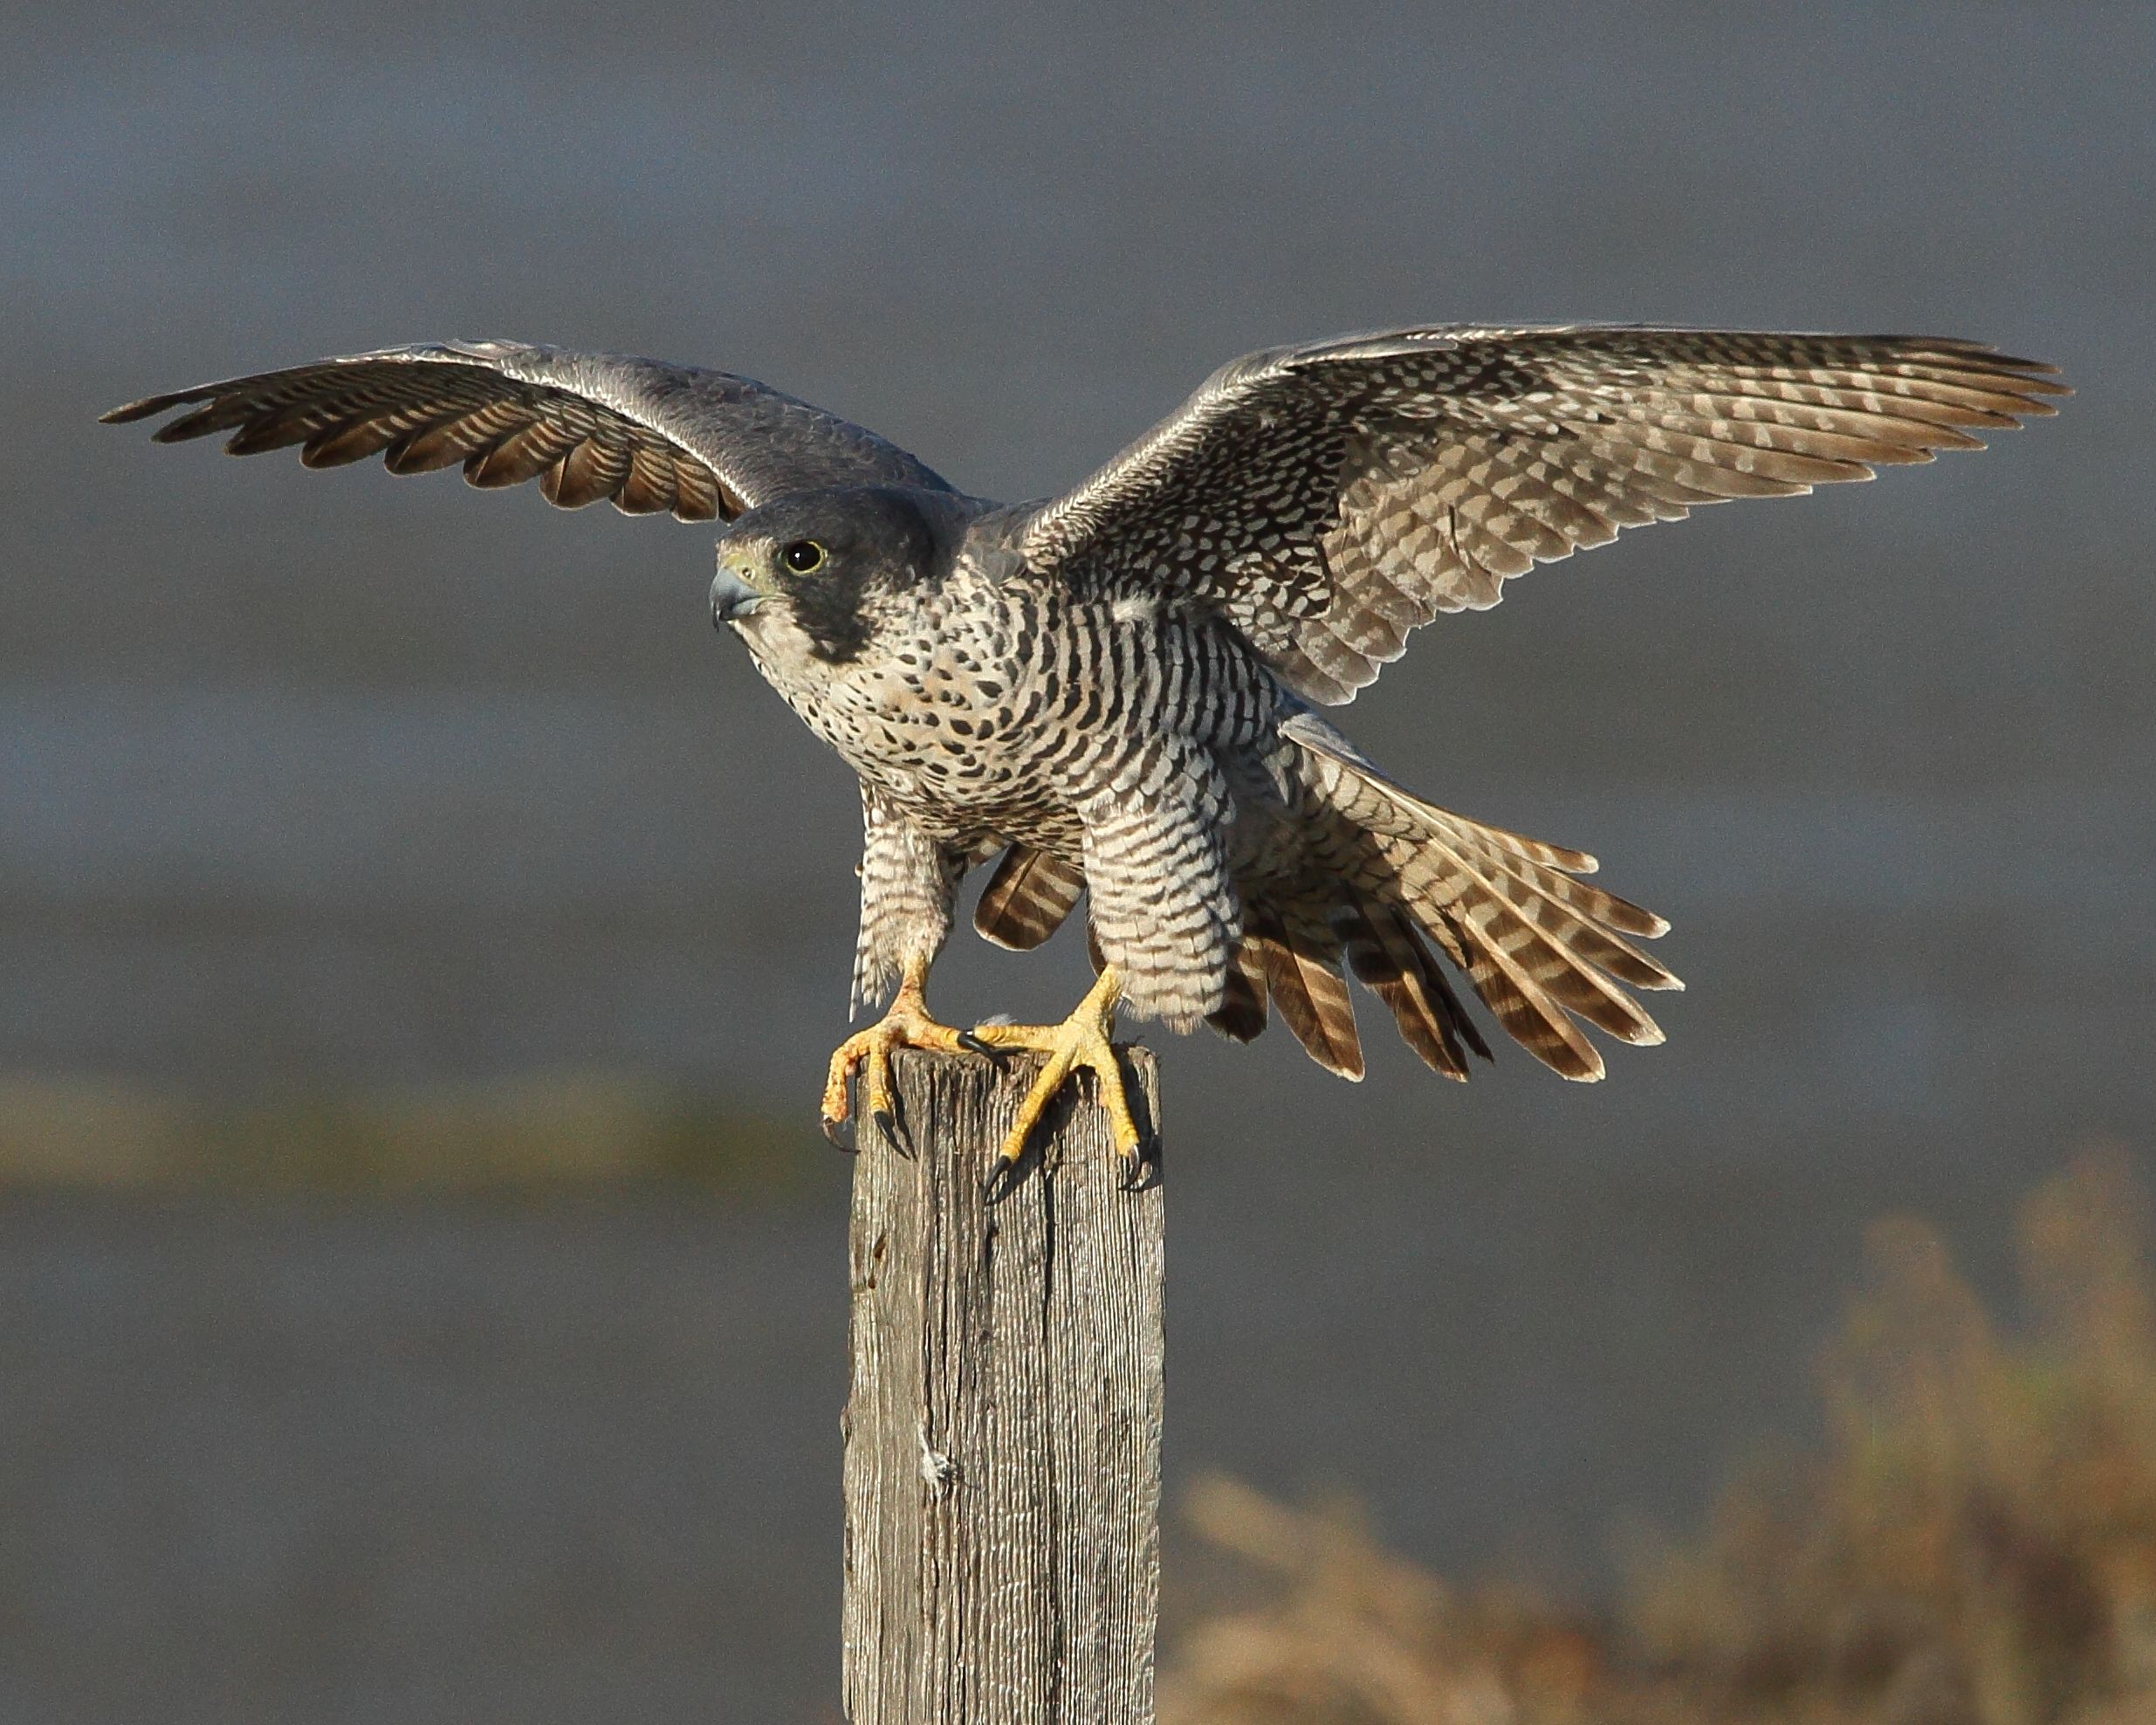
[{"x1": 1163, "y1": 1151, "x2": 2156, "y2": 1725}]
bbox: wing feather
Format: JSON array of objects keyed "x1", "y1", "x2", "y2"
[
  {"x1": 542, "y1": 437, "x2": 633, "y2": 509},
  {"x1": 105, "y1": 339, "x2": 951, "y2": 526},
  {"x1": 1018, "y1": 326, "x2": 2063, "y2": 702}
]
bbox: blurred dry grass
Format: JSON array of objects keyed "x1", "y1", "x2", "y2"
[
  {"x1": 0, "y1": 1069, "x2": 815, "y2": 1193},
  {"x1": 1163, "y1": 1151, "x2": 2156, "y2": 1725}
]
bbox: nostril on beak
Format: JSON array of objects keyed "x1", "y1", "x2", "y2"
[{"x1": 711, "y1": 564, "x2": 764, "y2": 626}]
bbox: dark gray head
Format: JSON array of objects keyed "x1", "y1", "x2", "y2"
[{"x1": 711, "y1": 486, "x2": 953, "y2": 664}]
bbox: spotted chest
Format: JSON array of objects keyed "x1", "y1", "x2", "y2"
[{"x1": 775, "y1": 581, "x2": 1037, "y2": 814}]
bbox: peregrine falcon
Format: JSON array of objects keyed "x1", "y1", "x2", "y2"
[{"x1": 106, "y1": 327, "x2": 2063, "y2": 1164}]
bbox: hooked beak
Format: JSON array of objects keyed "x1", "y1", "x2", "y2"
[{"x1": 711, "y1": 560, "x2": 765, "y2": 627}]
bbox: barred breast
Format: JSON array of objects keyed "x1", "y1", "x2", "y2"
[{"x1": 790, "y1": 567, "x2": 1283, "y2": 858}]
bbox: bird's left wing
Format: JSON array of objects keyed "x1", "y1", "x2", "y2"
[
  {"x1": 1016, "y1": 326, "x2": 2064, "y2": 703},
  {"x1": 104, "y1": 340, "x2": 952, "y2": 524}
]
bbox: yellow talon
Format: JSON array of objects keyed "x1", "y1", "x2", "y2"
[
  {"x1": 821, "y1": 959, "x2": 972, "y2": 1150},
  {"x1": 969, "y1": 964, "x2": 1143, "y2": 1166}
]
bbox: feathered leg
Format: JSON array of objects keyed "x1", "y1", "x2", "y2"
[{"x1": 822, "y1": 788, "x2": 977, "y2": 1149}]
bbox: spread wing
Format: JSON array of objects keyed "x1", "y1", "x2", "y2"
[
  {"x1": 1017, "y1": 326, "x2": 2065, "y2": 703},
  {"x1": 103, "y1": 339, "x2": 952, "y2": 524}
]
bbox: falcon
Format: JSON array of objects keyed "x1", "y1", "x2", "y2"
[{"x1": 106, "y1": 326, "x2": 2064, "y2": 1165}]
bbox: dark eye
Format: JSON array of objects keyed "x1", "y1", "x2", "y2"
[{"x1": 781, "y1": 539, "x2": 827, "y2": 574}]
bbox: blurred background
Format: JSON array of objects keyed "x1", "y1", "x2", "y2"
[{"x1": 4, "y1": 3, "x2": 2150, "y2": 1720}]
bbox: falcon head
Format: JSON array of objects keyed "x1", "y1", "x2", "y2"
[{"x1": 711, "y1": 486, "x2": 949, "y2": 665}]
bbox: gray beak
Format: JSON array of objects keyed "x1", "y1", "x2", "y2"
[{"x1": 711, "y1": 563, "x2": 765, "y2": 626}]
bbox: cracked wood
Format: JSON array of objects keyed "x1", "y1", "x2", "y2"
[{"x1": 841, "y1": 1047, "x2": 1164, "y2": 1723}]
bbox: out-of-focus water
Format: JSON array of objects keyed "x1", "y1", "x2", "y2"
[{"x1": 5, "y1": 3, "x2": 2151, "y2": 1717}]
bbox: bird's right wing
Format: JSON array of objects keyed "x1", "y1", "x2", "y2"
[
  {"x1": 1016, "y1": 326, "x2": 2064, "y2": 703},
  {"x1": 103, "y1": 339, "x2": 953, "y2": 524}
]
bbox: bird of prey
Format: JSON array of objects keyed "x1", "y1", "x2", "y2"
[{"x1": 106, "y1": 327, "x2": 2063, "y2": 1165}]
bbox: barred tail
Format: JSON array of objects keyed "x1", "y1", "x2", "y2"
[
  {"x1": 1375, "y1": 802, "x2": 1677, "y2": 1082},
  {"x1": 1267, "y1": 714, "x2": 1682, "y2": 1082}
]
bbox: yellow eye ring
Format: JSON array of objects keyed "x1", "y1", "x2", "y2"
[{"x1": 781, "y1": 539, "x2": 827, "y2": 574}]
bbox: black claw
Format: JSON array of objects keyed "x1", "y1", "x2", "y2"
[
  {"x1": 958, "y1": 1030, "x2": 1009, "y2": 1068},
  {"x1": 982, "y1": 1152, "x2": 1023, "y2": 1204},
  {"x1": 1116, "y1": 1120, "x2": 1163, "y2": 1191},
  {"x1": 821, "y1": 1112, "x2": 857, "y2": 1153},
  {"x1": 872, "y1": 1104, "x2": 912, "y2": 1157}
]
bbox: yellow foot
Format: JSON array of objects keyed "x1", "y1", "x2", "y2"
[
  {"x1": 968, "y1": 964, "x2": 1145, "y2": 1169},
  {"x1": 821, "y1": 979, "x2": 975, "y2": 1151}
]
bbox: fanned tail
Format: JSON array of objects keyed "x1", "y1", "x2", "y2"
[
  {"x1": 1265, "y1": 715, "x2": 1681, "y2": 1082},
  {"x1": 1387, "y1": 807, "x2": 1673, "y2": 1081}
]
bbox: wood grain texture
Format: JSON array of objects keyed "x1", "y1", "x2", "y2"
[{"x1": 842, "y1": 1047, "x2": 1164, "y2": 1724}]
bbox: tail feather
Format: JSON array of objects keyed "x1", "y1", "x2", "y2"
[
  {"x1": 1205, "y1": 935, "x2": 1270, "y2": 1044},
  {"x1": 1407, "y1": 834, "x2": 1666, "y2": 1050},
  {"x1": 1427, "y1": 811, "x2": 1600, "y2": 876},
  {"x1": 1246, "y1": 902, "x2": 1363, "y2": 1080},
  {"x1": 1404, "y1": 916, "x2": 1494, "y2": 1068},
  {"x1": 1424, "y1": 816, "x2": 1681, "y2": 993},
  {"x1": 1434, "y1": 893, "x2": 1609, "y2": 1081},
  {"x1": 974, "y1": 845, "x2": 1084, "y2": 951},
  {"x1": 1342, "y1": 904, "x2": 1487, "y2": 1080},
  {"x1": 1440, "y1": 821, "x2": 1671, "y2": 943}
]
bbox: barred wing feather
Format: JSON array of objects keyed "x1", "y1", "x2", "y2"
[
  {"x1": 1020, "y1": 326, "x2": 2064, "y2": 702},
  {"x1": 105, "y1": 340, "x2": 952, "y2": 526}
]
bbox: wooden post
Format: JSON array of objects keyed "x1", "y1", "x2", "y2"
[{"x1": 841, "y1": 1046, "x2": 1164, "y2": 1724}]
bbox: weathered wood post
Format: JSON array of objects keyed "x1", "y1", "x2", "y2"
[{"x1": 842, "y1": 1046, "x2": 1164, "y2": 1723}]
